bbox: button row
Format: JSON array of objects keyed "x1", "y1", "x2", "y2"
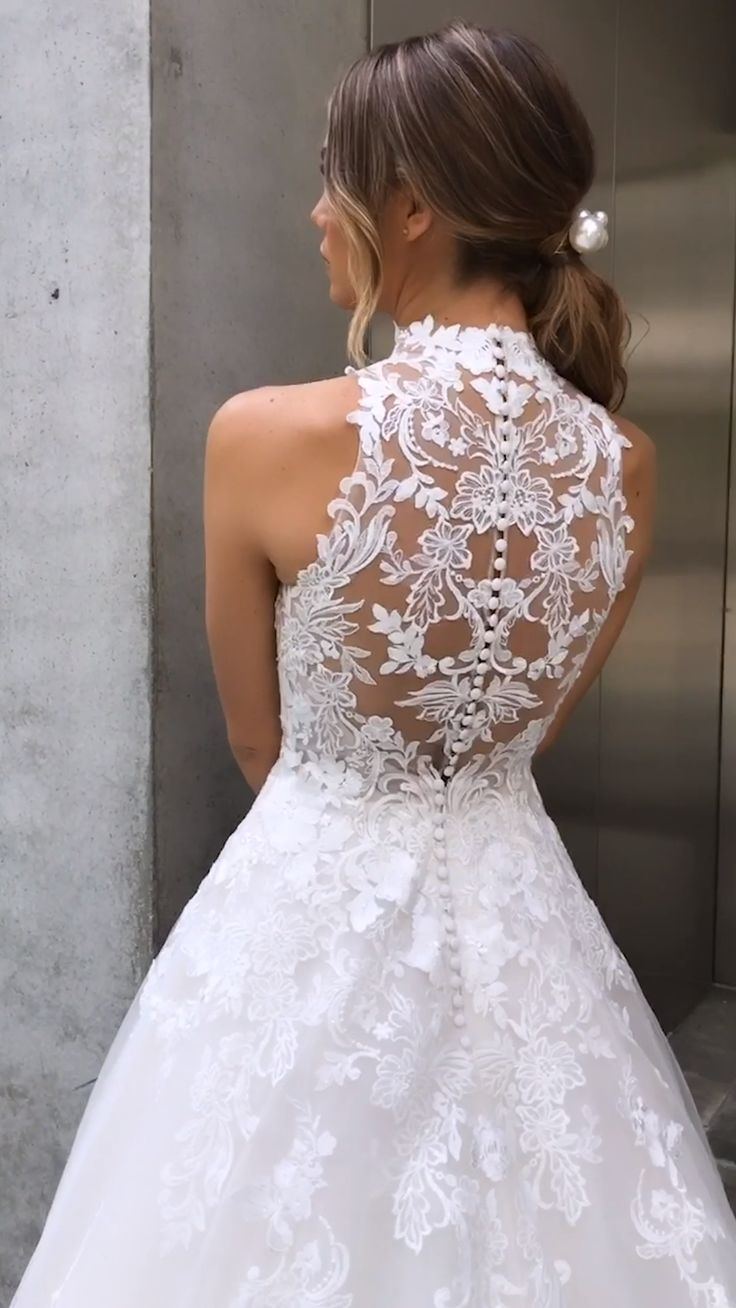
[
  {"x1": 432, "y1": 330, "x2": 514, "y2": 1054},
  {"x1": 440, "y1": 336, "x2": 512, "y2": 780},
  {"x1": 432, "y1": 789, "x2": 472, "y2": 1050}
]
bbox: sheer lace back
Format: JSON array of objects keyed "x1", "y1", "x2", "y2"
[{"x1": 276, "y1": 317, "x2": 633, "y2": 795}]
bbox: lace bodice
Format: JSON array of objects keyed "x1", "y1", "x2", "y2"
[{"x1": 276, "y1": 316, "x2": 633, "y2": 798}]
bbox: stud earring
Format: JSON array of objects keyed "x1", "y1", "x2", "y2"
[{"x1": 402, "y1": 226, "x2": 409, "y2": 236}]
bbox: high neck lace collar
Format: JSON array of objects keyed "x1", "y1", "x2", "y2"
[
  {"x1": 391, "y1": 314, "x2": 541, "y2": 372},
  {"x1": 394, "y1": 314, "x2": 533, "y2": 344},
  {"x1": 392, "y1": 313, "x2": 541, "y2": 376}
]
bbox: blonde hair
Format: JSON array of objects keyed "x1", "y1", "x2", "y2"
[{"x1": 324, "y1": 22, "x2": 629, "y2": 410}]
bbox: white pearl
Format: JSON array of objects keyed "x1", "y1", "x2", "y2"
[
  {"x1": 469, "y1": 686, "x2": 482, "y2": 700},
  {"x1": 491, "y1": 578, "x2": 503, "y2": 591},
  {"x1": 493, "y1": 558, "x2": 505, "y2": 573},
  {"x1": 569, "y1": 208, "x2": 609, "y2": 254},
  {"x1": 497, "y1": 519, "x2": 509, "y2": 531},
  {"x1": 460, "y1": 1033, "x2": 472, "y2": 1049},
  {"x1": 454, "y1": 1012, "x2": 467, "y2": 1028},
  {"x1": 495, "y1": 538, "x2": 507, "y2": 553}
]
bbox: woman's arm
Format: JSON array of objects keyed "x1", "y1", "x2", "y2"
[{"x1": 203, "y1": 390, "x2": 283, "y2": 793}]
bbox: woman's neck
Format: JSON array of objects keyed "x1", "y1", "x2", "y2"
[{"x1": 389, "y1": 277, "x2": 529, "y2": 334}]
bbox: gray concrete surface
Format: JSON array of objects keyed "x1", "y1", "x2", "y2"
[
  {"x1": 1, "y1": 1, "x2": 152, "y2": 1299},
  {"x1": 151, "y1": 0, "x2": 367, "y2": 943}
]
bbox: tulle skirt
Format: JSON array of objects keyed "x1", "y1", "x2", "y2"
[{"x1": 10, "y1": 758, "x2": 736, "y2": 1307}]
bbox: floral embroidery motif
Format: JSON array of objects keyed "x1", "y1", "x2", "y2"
[{"x1": 133, "y1": 317, "x2": 736, "y2": 1306}]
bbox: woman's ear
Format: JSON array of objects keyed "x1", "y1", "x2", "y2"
[
  {"x1": 402, "y1": 191, "x2": 433, "y2": 242},
  {"x1": 389, "y1": 186, "x2": 433, "y2": 242}
]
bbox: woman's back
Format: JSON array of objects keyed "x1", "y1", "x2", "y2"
[{"x1": 275, "y1": 315, "x2": 647, "y2": 797}]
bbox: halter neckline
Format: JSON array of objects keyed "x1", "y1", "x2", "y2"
[
  {"x1": 392, "y1": 313, "x2": 536, "y2": 349},
  {"x1": 390, "y1": 314, "x2": 542, "y2": 376}
]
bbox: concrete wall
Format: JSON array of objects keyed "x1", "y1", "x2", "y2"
[
  {"x1": 0, "y1": 0, "x2": 153, "y2": 1300},
  {"x1": 151, "y1": 0, "x2": 367, "y2": 942}
]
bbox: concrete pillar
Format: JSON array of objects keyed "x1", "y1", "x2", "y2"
[{"x1": 1, "y1": 1, "x2": 152, "y2": 1299}]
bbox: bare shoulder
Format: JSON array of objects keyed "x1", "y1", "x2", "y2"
[
  {"x1": 206, "y1": 374, "x2": 359, "y2": 479},
  {"x1": 610, "y1": 413, "x2": 657, "y2": 487},
  {"x1": 204, "y1": 374, "x2": 364, "y2": 575}
]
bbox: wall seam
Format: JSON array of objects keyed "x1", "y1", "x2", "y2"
[
  {"x1": 714, "y1": 157, "x2": 736, "y2": 986},
  {"x1": 595, "y1": 0, "x2": 621, "y2": 903},
  {"x1": 148, "y1": 0, "x2": 158, "y2": 966}
]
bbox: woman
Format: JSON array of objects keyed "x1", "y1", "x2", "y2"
[{"x1": 11, "y1": 21, "x2": 736, "y2": 1308}]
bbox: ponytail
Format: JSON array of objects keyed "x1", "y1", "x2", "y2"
[{"x1": 522, "y1": 255, "x2": 630, "y2": 411}]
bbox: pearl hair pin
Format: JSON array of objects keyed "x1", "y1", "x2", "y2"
[{"x1": 568, "y1": 208, "x2": 609, "y2": 255}]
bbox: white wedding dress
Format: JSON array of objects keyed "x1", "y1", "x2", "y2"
[{"x1": 10, "y1": 317, "x2": 736, "y2": 1307}]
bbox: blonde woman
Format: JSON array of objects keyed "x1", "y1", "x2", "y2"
[{"x1": 11, "y1": 22, "x2": 736, "y2": 1308}]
